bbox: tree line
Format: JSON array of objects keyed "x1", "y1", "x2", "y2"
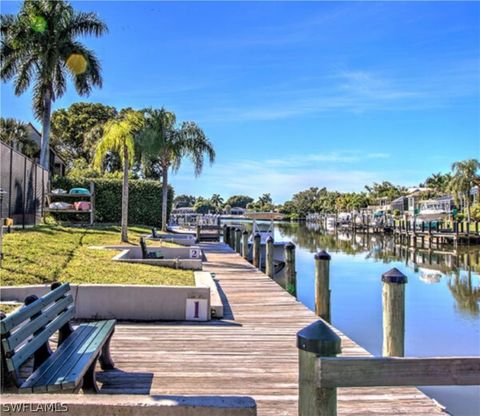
[
  {"x1": 1, "y1": 1, "x2": 216, "y2": 241},
  {"x1": 175, "y1": 160, "x2": 480, "y2": 222}
]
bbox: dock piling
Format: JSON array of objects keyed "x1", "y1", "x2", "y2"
[
  {"x1": 235, "y1": 228, "x2": 242, "y2": 254},
  {"x1": 223, "y1": 224, "x2": 228, "y2": 244},
  {"x1": 297, "y1": 320, "x2": 342, "y2": 416},
  {"x1": 241, "y1": 230, "x2": 249, "y2": 259},
  {"x1": 285, "y1": 242, "x2": 296, "y2": 296},
  {"x1": 314, "y1": 250, "x2": 331, "y2": 323},
  {"x1": 382, "y1": 268, "x2": 408, "y2": 357},
  {"x1": 253, "y1": 233, "x2": 261, "y2": 268},
  {"x1": 265, "y1": 236, "x2": 274, "y2": 278}
]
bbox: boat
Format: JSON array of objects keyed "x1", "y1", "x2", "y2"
[
  {"x1": 247, "y1": 220, "x2": 286, "y2": 280},
  {"x1": 326, "y1": 216, "x2": 336, "y2": 231}
]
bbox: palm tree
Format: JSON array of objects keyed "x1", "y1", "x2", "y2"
[
  {"x1": 448, "y1": 159, "x2": 480, "y2": 222},
  {"x1": 0, "y1": 117, "x2": 39, "y2": 157},
  {"x1": 137, "y1": 108, "x2": 215, "y2": 231},
  {"x1": 425, "y1": 173, "x2": 452, "y2": 194},
  {"x1": 1, "y1": 0, "x2": 107, "y2": 169},
  {"x1": 211, "y1": 194, "x2": 224, "y2": 213},
  {"x1": 0, "y1": 117, "x2": 28, "y2": 143},
  {"x1": 94, "y1": 111, "x2": 144, "y2": 242}
]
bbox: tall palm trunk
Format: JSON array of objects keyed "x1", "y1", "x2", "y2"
[
  {"x1": 121, "y1": 144, "x2": 129, "y2": 242},
  {"x1": 161, "y1": 164, "x2": 169, "y2": 231},
  {"x1": 39, "y1": 90, "x2": 52, "y2": 170},
  {"x1": 465, "y1": 192, "x2": 471, "y2": 222}
]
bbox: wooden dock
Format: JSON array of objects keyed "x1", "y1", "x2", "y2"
[{"x1": 98, "y1": 242, "x2": 446, "y2": 415}]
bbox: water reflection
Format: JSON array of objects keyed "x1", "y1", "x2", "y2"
[{"x1": 276, "y1": 222, "x2": 480, "y2": 317}]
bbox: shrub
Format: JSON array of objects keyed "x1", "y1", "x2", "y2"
[{"x1": 51, "y1": 177, "x2": 173, "y2": 226}]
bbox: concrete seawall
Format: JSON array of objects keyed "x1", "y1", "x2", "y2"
[{"x1": 0, "y1": 277, "x2": 218, "y2": 321}]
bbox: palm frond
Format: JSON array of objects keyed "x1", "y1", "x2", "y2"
[
  {"x1": 67, "y1": 11, "x2": 108, "y2": 37},
  {"x1": 13, "y1": 56, "x2": 36, "y2": 95}
]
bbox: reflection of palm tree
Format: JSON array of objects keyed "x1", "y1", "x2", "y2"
[{"x1": 448, "y1": 271, "x2": 480, "y2": 316}]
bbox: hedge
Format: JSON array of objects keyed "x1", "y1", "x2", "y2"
[{"x1": 51, "y1": 177, "x2": 174, "y2": 227}]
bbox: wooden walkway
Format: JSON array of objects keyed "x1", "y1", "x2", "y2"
[{"x1": 98, "y1": 242, "x2": 446, "y2": 415}]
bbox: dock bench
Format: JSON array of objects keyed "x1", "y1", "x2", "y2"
[{"x1": 0, "y1": 283, "x2": 116, "y2": 393}]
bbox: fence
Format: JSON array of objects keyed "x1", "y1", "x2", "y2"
[{"x1": 0, "y1": 141, "x2": 48, "y2": 227}]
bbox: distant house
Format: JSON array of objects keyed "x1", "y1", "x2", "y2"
[
  {"x1": 406, "y1": 189, "x2": 425, "y2": 215},
  {"x1": 230, "y1": 207, "x2": 246, "y2": 216},
  {"x1": 418, "y1": 196, "x2": 454, "y2": 215},
  {"x1": 471, "y1": 187, "x2": 479, "y2": 204},
  {"x1": 391, "y1": 196, "x2": 408, "y2": 214},
  {"x1": 367, "y1": 197, "x2": 392, "y2": 213},
  {"x1": 26, "y1": 123, "x2": 66, "y2": 176}
]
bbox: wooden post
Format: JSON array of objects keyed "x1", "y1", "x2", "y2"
[
  {"x1": 228, "y1": 226, "x2": 234, "y2": 248},
  {"x1": 225, "y1": 226, "x2": 230, "y2": 247},
  {"x1": 0, "y1": 217, "x2": 3, "y2": 268},
  {"x1": 196, "y1": 225, "x2": 201, "y2": 243},
  {"x1": 89, "y1": 182, "x2": 95, "y2": 225},
  {"x1": 242, "y1": 230, "x2": 249, "y2": 259},
  {"x1": 314, "y1": 250, "x2": 331, "y2": 323},
  {"x1": 223, "y1": 224, "x2": 228, "y2": 244},
  {"x1": 297, "y1": 320, "x2": 342, "y2": 416},
  {"x1": 382, "y1": 268, "x2": 408, "y2": 357},
  {"x1": 285, "y1": 242, "x2": 296, "y2": 296},
  {"x1": 235, "y1": 228, "x2": 242, "y2": 254},
  {"x1": 253, "y1": 233, "x2": 261, "y2": 268},
  {"x1": 265, "y1": 236, "x2": 274, "y2": 278}
]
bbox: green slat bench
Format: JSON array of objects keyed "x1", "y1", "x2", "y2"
[{"x1": 0, "y1": 283, "x2": 116, "y2": 393}]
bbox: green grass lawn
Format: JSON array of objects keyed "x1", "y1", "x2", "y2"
[
  {"x1": 0, "y1": 225, "x2": 195, "y2": 287},
  {"x1": 0, "y1": 303, "x2": 21, "y2": 315}
]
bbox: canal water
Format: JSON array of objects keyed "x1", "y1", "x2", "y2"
[{"x1": 226, "y1": 220, "x2": 480, "y2": 415}]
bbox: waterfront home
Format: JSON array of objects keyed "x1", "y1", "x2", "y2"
[
  {"x1": 230, "y1": 206, "x2": 247, "y2": 215},
  {"x1": 418, "y1": 196, "x2": 455, "y2": 216},
  {"x1": 391, "y1": 196, "x2": 408, "y2": 214}
]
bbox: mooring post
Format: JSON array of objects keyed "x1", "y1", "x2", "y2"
[
  {"x1": 235, "y1": 228, "x2": 242, "y2": 254},
  {"x1": 228, "y1": 226, "x2": 234, "y2": 248},
  {"x1": 297, "y1": 320, "x2": 342, "y2": 416},
  {"x1": 225, "y1": 225, "x2": 232, "y2": 247},
  {"x1": 253, "y1": 232, "x2": 261, "y2": 268},
  {"x1": 223, "y1": 224, "x2": 228, "y2": 244},
  {"x1": 382, "y1": 268, "x2": 408, "y2": 357},
  {"x1": 285, "y1": 242, "x2": 296, "y2": 296},
  {"x1": 265, "y1": 236, "x2": 274, "y2": 278},
  {"x1": 196, "y1": 225, "x2": 201, "y2": 243},
  {"x1": 242, "y1": 230, "x2": 249, "y2": 259},
  {"x1": 314, "y1": 250, "x2": 331, "y2": 323}
]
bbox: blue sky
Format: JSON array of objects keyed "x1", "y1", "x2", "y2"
[{"x1": 1, "y1": 1, "x2": 479, "y2": 202}]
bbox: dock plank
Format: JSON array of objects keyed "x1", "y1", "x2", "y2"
[{"x1": 98, "y1": 242, "x2": 446, "y2": 415}]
